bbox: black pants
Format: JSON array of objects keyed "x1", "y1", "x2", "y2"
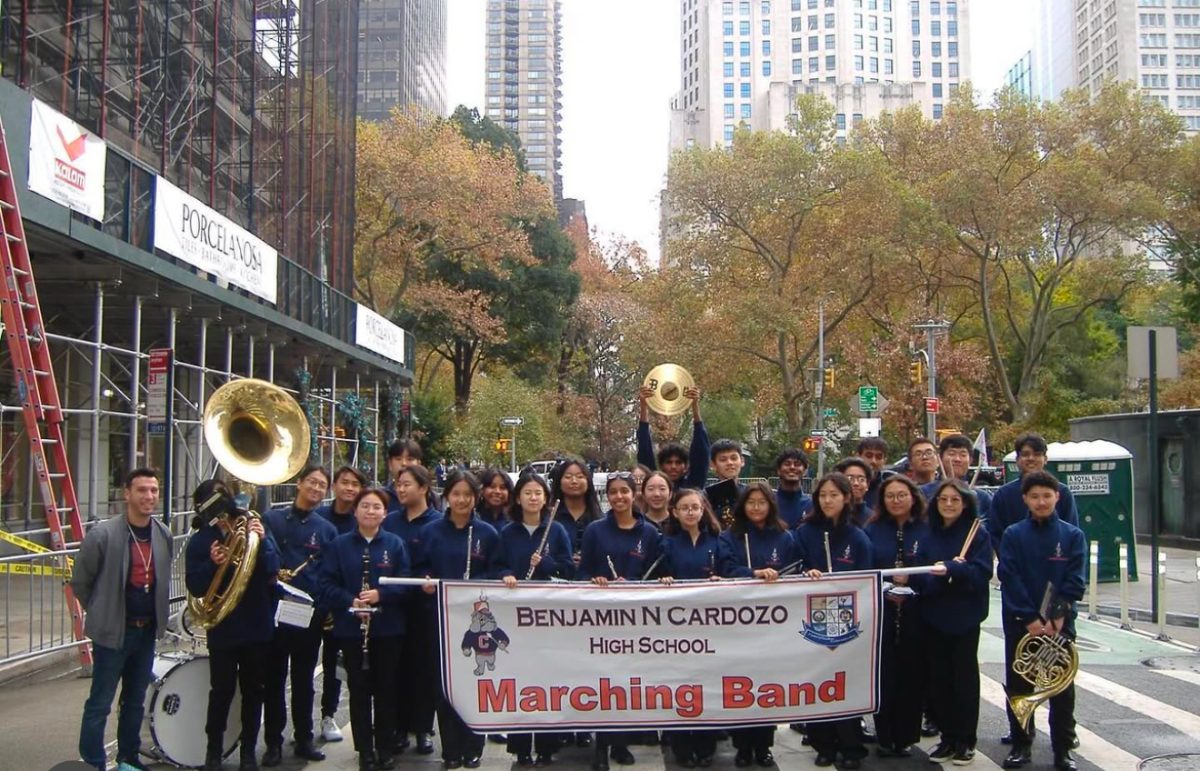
[
  {"x1": 321, "y1": 628, "x2": 342, "y2": 719},
  {"x1": 344, "y1": 634, "x2": 402, "y2": 758},
  {"x1": 507, "y1": 732, "x2": 559, "y2": 756},
  {"x1": 264, "y1": 621, "x2": 323, "y2": 746},
  {"x1": 874, "y1": 601, "x2": 925, "y2": 749},
  {"x1": 926, "y1": 625, "x2": 981, "y2": 749},
  {"x1": 207, "y1": 642, "x2": 268, "y2": 756},
  {"x1": 807, "y1": 718, "x2": 866, "y2": 760},
  {"x1": 435, "y1": 693, "x2": 485, "y2": 763},
  {"x1": 730, "y1": 725, "x2": 774, "y2": 754},
  {"x1": 396, "y1": 604, "x2": 437, "y2": 738},
  {"x1": 668, "y1": 729, "x2": 717, "y2": 762},
  {"x1": 1004, "y1": 620, "x2": 1075, "y2": 751}
]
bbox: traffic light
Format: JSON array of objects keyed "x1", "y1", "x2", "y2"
[
  {"x1": 910, "y1": 360, "x2": 924, "y2": 384},
  {"x1": 823, "y1": 368, "x2": 835, "y2": 389},
  {"x1": 802, "y1": 436, "x2": 822, "y2": 452},
  {"x1": 494, "y1": 438, "x2": 511, "y2": 453}
]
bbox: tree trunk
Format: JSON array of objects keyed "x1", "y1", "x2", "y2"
[{"x1": 778, "y1": 332, "x2": 802, "y2": 433}]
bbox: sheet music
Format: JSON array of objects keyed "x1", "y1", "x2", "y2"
[{"x1": 276, "y1": 599, "x2": 315, "y2": 628}]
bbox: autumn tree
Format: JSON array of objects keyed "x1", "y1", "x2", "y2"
[
  {"x1": 865, "y1": 83, "x2": 1179, "y2": 422},
  {"x1": 662, "y1": 95, "x2": 913, "y2": 433},
  {"x1": 354, "y1": 108, "x2": 578, "y2": 410}
]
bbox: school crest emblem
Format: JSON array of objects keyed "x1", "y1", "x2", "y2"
[{"x1": 801, "y1": 592, "x2": 861, "y2": 649}]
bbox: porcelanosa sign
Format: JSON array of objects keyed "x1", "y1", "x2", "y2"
[
  {"x1": 439, "y1": 574, "x2": 881, "y2": 730},
  {"x1": 355, "y1": 304, "x2": 407, "y2": 365},
  {"x1": 27, "y1": 100, "x2": 107, "y2": 221},
  {"x1": 153, "y1": 178, "x2": 278, "y2": 304}
]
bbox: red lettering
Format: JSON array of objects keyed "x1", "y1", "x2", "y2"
[
  {"x1": 789, "y1": 681, "x2": 817, "y2": 705},
  {"x1": 519, "y1": 686, "x2": 547, "y2": 712},
  {"x1": 757, "y1": 683, "x2": 785, "y2": 708},
  {"x1": 819, "y1": 671, "x2": 846, "y2": 703},
  {"x1": 478, "y1": 679, "x2": 515, "y2": 713},
  {"x1": 570, "y1": 686, "x2": 597, "y2": 711},
  {"x1": 722, "y1": 676, "x2": 755, "y2": 709},
  {"x1": 549, "y1": 685, "x2": 569, "y2": 711}
]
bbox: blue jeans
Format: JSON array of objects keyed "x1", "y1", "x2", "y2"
[{"x1": 78, "y1": 625, "x2": 156, "y2": 769}]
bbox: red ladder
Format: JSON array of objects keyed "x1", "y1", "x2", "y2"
[{"x1": 0, "y1": 116, "x2": 91, "y2": 667}]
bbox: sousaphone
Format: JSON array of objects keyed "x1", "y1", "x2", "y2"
[
  {"x1": 643, "y1": 363, "x2": 696, "y2": 417},
  {"x1": 186, "y1": 378, "x2": 311, "y2": 629}
]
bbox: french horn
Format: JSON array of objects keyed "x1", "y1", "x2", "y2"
[
  {"x1": 1008, "y1": 631, "x2": 1080, "y2": 731},
  {"x1": 187, "y1": 378, "x2": 311, "y2": 629}
]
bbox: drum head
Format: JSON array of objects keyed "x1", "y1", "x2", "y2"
[{"x1": 145, "y1": 654, "x2": 241, "y2": 767}]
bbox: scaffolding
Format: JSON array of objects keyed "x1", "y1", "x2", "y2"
[
  {"x1": 0, "y1": 0, "x2": 359, "y2": 292},
  {"x1": 0, "y1": 274, "x2": 402, "y2": 534}
]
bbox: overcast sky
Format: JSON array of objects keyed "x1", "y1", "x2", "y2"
[{"x1": 446, "y1": 0, "x2": 1036, "y2": 263}]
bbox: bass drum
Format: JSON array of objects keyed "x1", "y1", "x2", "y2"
[{"x1": 143, "y1": 653, "x2": 241, "y2": 768}]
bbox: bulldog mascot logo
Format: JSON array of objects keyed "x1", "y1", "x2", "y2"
[{"x1": 461, "y1": 598, "x2": 511, "y2": 675}]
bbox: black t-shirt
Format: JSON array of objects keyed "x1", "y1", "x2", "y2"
[{"x1": 125, "y1": 522, "x2": 155, "y2": 623}]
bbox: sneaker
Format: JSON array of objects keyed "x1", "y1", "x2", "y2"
[
  {"x1": 117, "y1": 761, "x2": 150, "y2": 771},
  {"x1": 953, "y1": 747, "x2": 976, "y2": 766},
  {"x1": 322, "y1": 715, "x2": 345, "y2": 742},
  {"x1": 928, "y1": 743, "x2": 955, "y2": 764}
]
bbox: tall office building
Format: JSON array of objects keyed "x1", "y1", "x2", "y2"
[
  {"x1": 670, "y1": 0, "x2": 970, "y2": 149},
  {"x1": 1026, "y1": 0, "x2": 1200, "y2": 133},
  {"x1": 359, "y1": 0, "x2": 449, "y2": 120},
  {"x1": 484, "y1": 0, "x2": 564, "y2": 201}
]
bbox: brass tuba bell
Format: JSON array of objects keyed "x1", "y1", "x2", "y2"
[{"x1": 187, "y1": 378, "x2": 311, "y2": 629}]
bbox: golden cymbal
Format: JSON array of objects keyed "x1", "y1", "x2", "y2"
[{"x1": 643, "y1": 363, "x2": 696, "y2": 417}]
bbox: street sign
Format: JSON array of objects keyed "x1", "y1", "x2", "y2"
[
  {"x1": 147, "y1": 348, "x2": 172, "y2": 434},
  {"x1": 1127, "y1": 326, "x2": 1179, "y2": 380},
  {"x1": 823, "y1": 407, "x2": 837, "y2": 418},
  {"x1": 810, "y1": 429, "x2": 828, "y2": 437},
  {"x1": 858, "y1": 418, "x2": 881, "y2": 437},
  {"x1": 499, "y1": 416, "x2": 524, "y2": 426},
  {"x1": 858, "y1": 386, "x2": 879, "y2": 412},
  {"x1": 924, "y1": 397, "x2": 940, "y2": 414}
]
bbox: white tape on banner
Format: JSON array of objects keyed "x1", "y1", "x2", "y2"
[{"x1": 435, "y1": 575, "x2": 882, "y2": 731}]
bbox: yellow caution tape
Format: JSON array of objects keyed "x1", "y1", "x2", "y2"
[
  {"x1": 0, "y1": 528, "x2": 51, "y2": 553},
  {"x1": 0, "y1": 562, "x2": 69, "y2": 577}
]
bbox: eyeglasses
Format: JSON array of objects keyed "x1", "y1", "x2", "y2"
[
  {"x1": 883, "y1": 492, "x2": 911, "y2": 502},
  {"x1": 845, "y1": 475, "x2": 869, "y2": 483},
  {"x1": 912, "y1": 449, "x2": 937, "y2": 459}
]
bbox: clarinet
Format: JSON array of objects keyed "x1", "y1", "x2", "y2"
[
  {"x1": 359, "y1": 547, "x2": 372, "y2": 671},
  {"x1": 893, "y1": 522, "x2": 905, "y2": 646}
]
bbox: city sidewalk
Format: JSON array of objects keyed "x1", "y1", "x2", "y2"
[{"x1": 1083, "y1": 540, "x2": 1199, "y2": 647}]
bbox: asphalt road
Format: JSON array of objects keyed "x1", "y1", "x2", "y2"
[{"x1": 5, "y1": 591, "x2": 1198, "y2": 771}]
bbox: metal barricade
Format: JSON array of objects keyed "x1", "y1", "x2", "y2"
[{"x1": 0, "y1": 533, "x2": 194, "y2": 668}]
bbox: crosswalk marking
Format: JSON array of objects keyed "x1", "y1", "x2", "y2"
[
  {"x1": 1074, "y1": 668, "x2": 1200, "y2": 738},
  {"x1": 1151, "y1": 667, "x2": 1200, "y2": 688},
  {"x1": 978, "y1": 672, "x2": 1140, "y2": 770}
]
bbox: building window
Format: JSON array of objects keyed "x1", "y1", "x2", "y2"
[
  {"x1": 825, "y1": 12, "x2": 835, "y2": 27},
  {"x1": 913, "y1": 40, "x2": 921, "y2": 56},
  {"x1": 741, "y1": 41, "x2": 751, "y2": 55},
  {"x1": 1177, "y1": 14, "x2": 1200, "y2": 26},
  {"x1": 1142, "y1": 53, "x2": 1167, "y2": 66},
  {"x1": 809, "y1": 15, "x2": 819, "y2": 29},
  {"x1": 932, "y1": 62, "x2": 942, "y2": 76},
  {"x1": 932, "y1": 82, "x2": 943, "y2": 97},
  {"x1": 763, "y1": 60, "x2": 773, "y2": 75},
  {"x1": 724, "y1": 21, "x2": 735, "y2": 35},
  {"x1": 725, "y1": 125, "x2": 736, "y2": 142},
  {"x1": 740, "y1": 0, "x2": 752, "y2": 13},
  {"x1": 810, "y1": 55, "x2": 820, "y2": 70},
  {"x1": 741, "y1": 82, "x2": 752, "y2": 96},
  {"x1": 932, "y1": 20, "x2": 942, "y2": 35},
  {"x1": 948, "y1": 62, "x2": 959, "y2": 76},
  {"x1": 741, "y1": 61, "x2": 752, "y2": 76},
  {"x1": 740, "y1": 20, "x2": 752, "y2": 35},
  {"x1": 884, "y1": 37, "x2": 893, "y2": 53},
  {"x1": 725, "y1": 62, "x2": 735, "y2": 77},
  {"x1": 836, "y1": 113, "x2": 847, "y2": 130},
  {"x1": 725, "y1": 82, "x2": 735, "y2": 97},
  {"x1": 741, "y1": 104, "x2": 752, "y2": 119},
  {"x1": 870, "y1": 57, "x2": 879, "y2": 72},
  {"x1": 855, "y1": 34, "x2": 864, "y2": 49},
  {"x1": 932, "y1": 41, "x2": 941, "y2": 56},
  {"x1": 1178, "y1": 54, "x2": 1200, "y2": 67},
  {"x1": 931, "y1": 0, "x2": 941, "y2": 13},
  {"x1": 826, "y1": 33, "x2": 835, "y2": 47},
  {"x1": 763, "y1": 40, "x2": 772, "y2": 54},
  {"x1": 884, "y1": 58, "x2": 893, "y2": 74},
  {"x1": 912, "y1": 19, "x2": 920, "y2": 34},
  {"x1": 913, "y1": 61, "x2": 922, "y2": 76},
  {"x1": 1178, "y1": 74, "x2": 1200, "y2": 87},
  {"x1": 725, "y1": 103, "x2": 735, "y2": 117},
  {"x1": 933, "y1": 103, "x2": 944, "y2": 119},
  {"x1": 723, "y1": 1, "x2": 734, "y2": 14},
  {"x1": 948, "y1": 41, "x2": 958, "y2": 57},
  {"x1": 855, "y1": 54, "x2": 864, "y2": 69},
  {"x1": 763, "y1": 19, "x2": 772, "y2": 34},
  {"x1": 725, "y1": 41, "x2": 736, "y2": 56},
  {"x1": 947, "y1": 1, "x2": 957, "y2": 15},
  {"x1": 827, "y1": 54, "x2": 836, "y2": 68},
  {"x1": 793, "y1": 37, "x2": 803, "y2": 52},
  {"x1": 763, "y1": 1, "x2": 772, "y2": 13},
  {"x1": 947, "y1": 20, "x2": 957, "y2": 36},
  {"x1": 1142, "y1": 73, "x2": 1169, "y2": 87},
  {"x1": 793, "y1": 58, "x2": 804, "y2": 73},
  {"x1": 855, "y1": 13, "x2": 863, "y2": 28}
]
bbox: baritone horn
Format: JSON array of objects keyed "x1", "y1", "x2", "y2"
[
  {"x1": 643, "y1": 364, "x2": 696, "y2": 417},
  {"x1": 187, "y1": 378, "x2": 311, "y2": 629}
]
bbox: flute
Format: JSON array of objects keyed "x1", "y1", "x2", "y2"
[
  {"x1": 744, "y1": 533, "x2": 752, "y2": 570},
  {"x1": 823, "y1": 531, "x2": 833, "y2": 574},
  {"x1": 464, "y1": 524, "x2": 474, "y2": 580},
  {"x1": 525, "y1": 499, "x2": 558, "y2": 580},
  {"x1": 641, "y1": 553, "x2": 666, "y2": 581},
  {"x1": 359, "y1": 547, "x2": 372, "y2": 671},
  {"x1": 606, "y1": 555, "x2": 619, "y2": 579}
]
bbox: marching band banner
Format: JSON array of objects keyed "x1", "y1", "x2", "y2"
[{"x1": 439, "y1": 575, "x2": 881, "y2": 730}]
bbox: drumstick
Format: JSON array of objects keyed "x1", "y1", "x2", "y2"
[{"x1": 957, "y1": 517, "x2": 982, "y2": 561}]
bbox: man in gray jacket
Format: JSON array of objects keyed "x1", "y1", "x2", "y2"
[{"x1": 71, "y1": 468, "x2": 173, "y2": 771}]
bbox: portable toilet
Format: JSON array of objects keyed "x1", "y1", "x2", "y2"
[{"x1": 1003, "y1": 440, "x2": 1136, "y2": 582}]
